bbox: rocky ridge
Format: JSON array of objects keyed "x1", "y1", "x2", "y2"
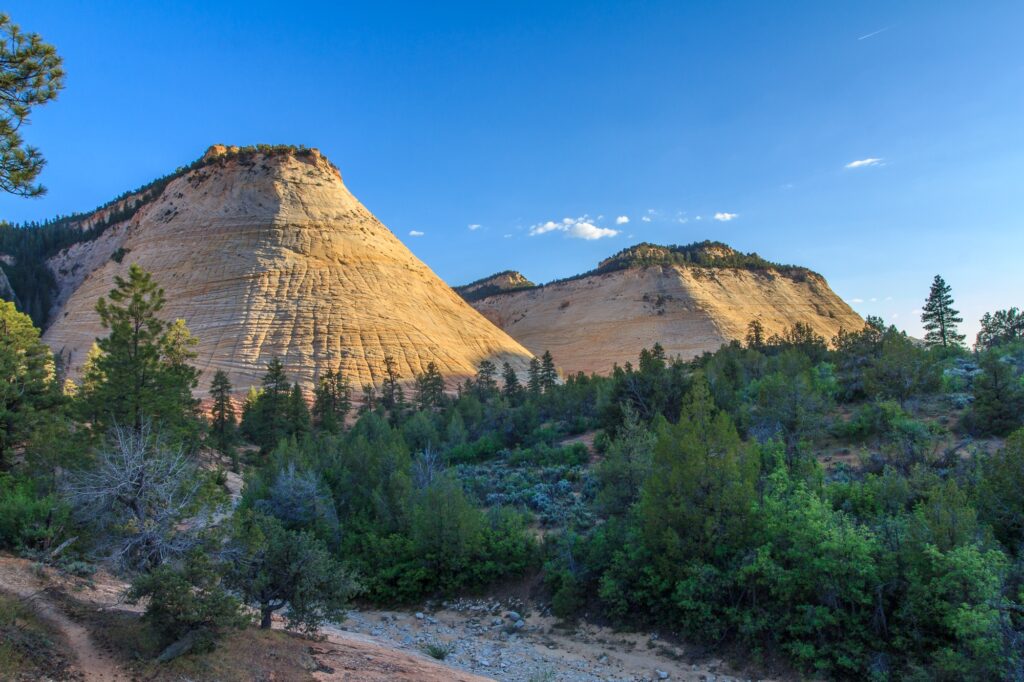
[
  {"x1": 456, "y1": 270, "x2": 536, "y2": 303},
  {"x1": 462, "y1": 242, "x2": 863, "y2": 375}
]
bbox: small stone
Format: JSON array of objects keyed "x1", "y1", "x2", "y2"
[
  {"x1": 415, "y1": 612, "x2": 425, "y2": 620},
  {"x1": 513, "y1": 619, "x2": 526, "y2": 630},
  {"x1": 506, "y1": 611, "x2": 522, "y2": 621},
  {"x1": 657, "y1": 670, "x2": 670, "y2": 680}
]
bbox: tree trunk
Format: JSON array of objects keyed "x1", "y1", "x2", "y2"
[{"x1": 261, "y1": 608, "x2": 273, "y2": 629}]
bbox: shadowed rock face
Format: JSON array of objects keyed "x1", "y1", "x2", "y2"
[
  {"x1": 0, "y1": 266, "x2": 17, "y2": 307},
  {"x1": 465, "y1": 261, "x2": 864, "y2": 375},
  {"x1": 43, "y1": 146, "x2": 533, "y2": 394}
]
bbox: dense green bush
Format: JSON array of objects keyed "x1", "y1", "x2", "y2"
[
  {"x1": 128, "y1": 551, "x2": 246, "y2": 653},
  {"x1": 0, "y1": 474, "x2": 67, "y2": 551}
]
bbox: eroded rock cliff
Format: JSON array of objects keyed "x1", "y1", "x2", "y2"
[
  {"x1": 43, "y1": 145, "x2": 533, "y2": 393},
  {"x1": 462, "y1": 243, "x2": 864, "y2": 374}
]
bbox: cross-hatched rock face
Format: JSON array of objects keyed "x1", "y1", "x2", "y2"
[
  {"x1": 467, "y1": 263, "x2": 864, "y2": 375},
  {"x1": 43, "y1": 146, "x2": 533, "y2": 394}
]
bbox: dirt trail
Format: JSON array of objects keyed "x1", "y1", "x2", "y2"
[
  {"x1": 0, "y1": 557, "x2": 130, "y2": 681},
  {"x1": 0, "y1": 555, "x2": 490, "y2": 682}
]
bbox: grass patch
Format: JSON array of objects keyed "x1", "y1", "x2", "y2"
[
  {"x1": 0, "y1": 592, "x2": 73, "y2": 680},
  {"x1": 422, "y1": 641, "x2": 453, "y2": 660},
  {"x1": 52, "y1": 590, "x2": 322, "y2": 681}
]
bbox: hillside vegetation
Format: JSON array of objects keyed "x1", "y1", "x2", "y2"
[
  {"x1": 460, "y1": 241, "x2": 819, "y2": 304},
  {"x1": 1, "y1": 266, "x2": 1023, "y2": 679}
]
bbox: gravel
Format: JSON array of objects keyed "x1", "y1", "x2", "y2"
[{"x1": 334, "y1": 598, "x2": 754, "y2": 682}]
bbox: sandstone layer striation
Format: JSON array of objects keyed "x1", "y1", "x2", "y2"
[
  {"x1": 43, "y1": 145, "x2": 533, "y2": 393},
  {"x1": 463, "y1": 243, "x2": 864, "y2": 375}
]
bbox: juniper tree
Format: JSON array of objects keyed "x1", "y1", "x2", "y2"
[
  {"x1": 0, "y1": 14, "x2": 65, "y2": 197},
  {"x1": 921, "y1": 275, "x2": 965, "y2": 349},
  {"x1": 226, "y1": 512, "x2": 358, "y2": 632}
]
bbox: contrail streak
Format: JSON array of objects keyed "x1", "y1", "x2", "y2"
[{"x1": 858, "y1": 25, "x2": 893, "y2": 40}]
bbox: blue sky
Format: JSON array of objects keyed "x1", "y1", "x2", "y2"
[{"x1": 2, "y1": 1, "x2": 1022, "y2": 341}]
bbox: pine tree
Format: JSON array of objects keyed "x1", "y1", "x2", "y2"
[
  {"x1": 312, "y1": 368, "x2": 351, "y2": 433},
  {"x1": 81, "y1": 265, "x2": 199, "y2": 434},
  {"x1": 976, "y1": 308, "x2": 1024, "y2": 350},
  {"x1": 540, "y1": 351, "x2": 558, "y2": 392},
  {"x1": 209, "y1": 370, "x2": 236, "y2": 452},
  {"x1": 475, "y1": 360, "x2": 498, "y2": 398},
  {"x1": 414, "y1": 361, "x2": 445, "y2": 410},
  {"x1": 0, "y1": 300, "x2": 58, "y2": 465},
  {"x1": 240, "y1": 356, "x2": 291, "y2": 450},
  {"x1": 0, "y1": 14, "x2": 65, "y2": 197},
  {"x1": 921, "y1": 275, "x2": 965, "y2": 348},
  {"x1": 381, "y1": 354, "x2": 404, "y2": 412},
  {"x1": 967, "y1": 352, "x2": 1024, "y2": 436},
  {"x1": 162, "y1": 318, "x2": 201, "y2": 421},
  {"x1": 527, "y1": 357, "x2": 542, "y2": 397},
  {"x1": 446, "y1": 409, "x2": 468, "y2": 446},
  {"x1": 360, "y1": 384, "x2": 377, "y2": 413},
  {"x1": 287, "y1": 384, "x2": 310, "y2": 437},
  {"x1": 745, "y1": 320, "x2": 765, "y2": 350},
  {"x1": 501, "y1": 361, "x2": 521, "y2": 401}
]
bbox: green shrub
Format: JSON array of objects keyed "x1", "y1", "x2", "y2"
[
  {"x1": 422, "y1": 642, "x2": 452, "y2": 660},
  {"x1": 0, "y1": 474, "x2": 67, "y2": 552},
  {"x1": 127, "y1": 552, "x2": 247, "y2": 653}
]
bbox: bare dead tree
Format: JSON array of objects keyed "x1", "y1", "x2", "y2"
[
  {"x1": 63, "y1": 421, "x2": 220, "y2": 571},
  {"x1": 412, "y1": 446, "x2": 443, "y2": 490}
]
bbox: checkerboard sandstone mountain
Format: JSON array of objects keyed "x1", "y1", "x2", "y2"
[
  {"x1": 457, "y1": 242, "x2": 864, "y2": 375},
  {"x1": 41, "y1": 145, "x2": 533, "y2": 393}
]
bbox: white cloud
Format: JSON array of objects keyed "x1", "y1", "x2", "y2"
[
  {"x1": 503, "y1": 234, "x2": 512, "y2": 239},
  {"x1": 714, "y1": 212, "x2": 738, "y2": 222},
  {"x1": 851, "y1": 298, "x2": 864, "y2": 303},
  {"x1": 528, "y1": 216, "x2": 619, "y2": 241},
  {"x1": 845, "y1": 157, "x2": 883, "y2": 169},
  {"x1": 408, "y1": 230, "x2": 424, "y2": 237},
  {"x1": 468, "y1": 224, "x2": 481, "y2": 230},
  {"x1": 569, "y1": 222, "x2": 619, "y2": 240},
  {"x1": 615, "y1": 215, "x2": 630, "y2": 225},
  {"x1": 641, "y1": 216, "x2": 652, "y2": 223}
]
